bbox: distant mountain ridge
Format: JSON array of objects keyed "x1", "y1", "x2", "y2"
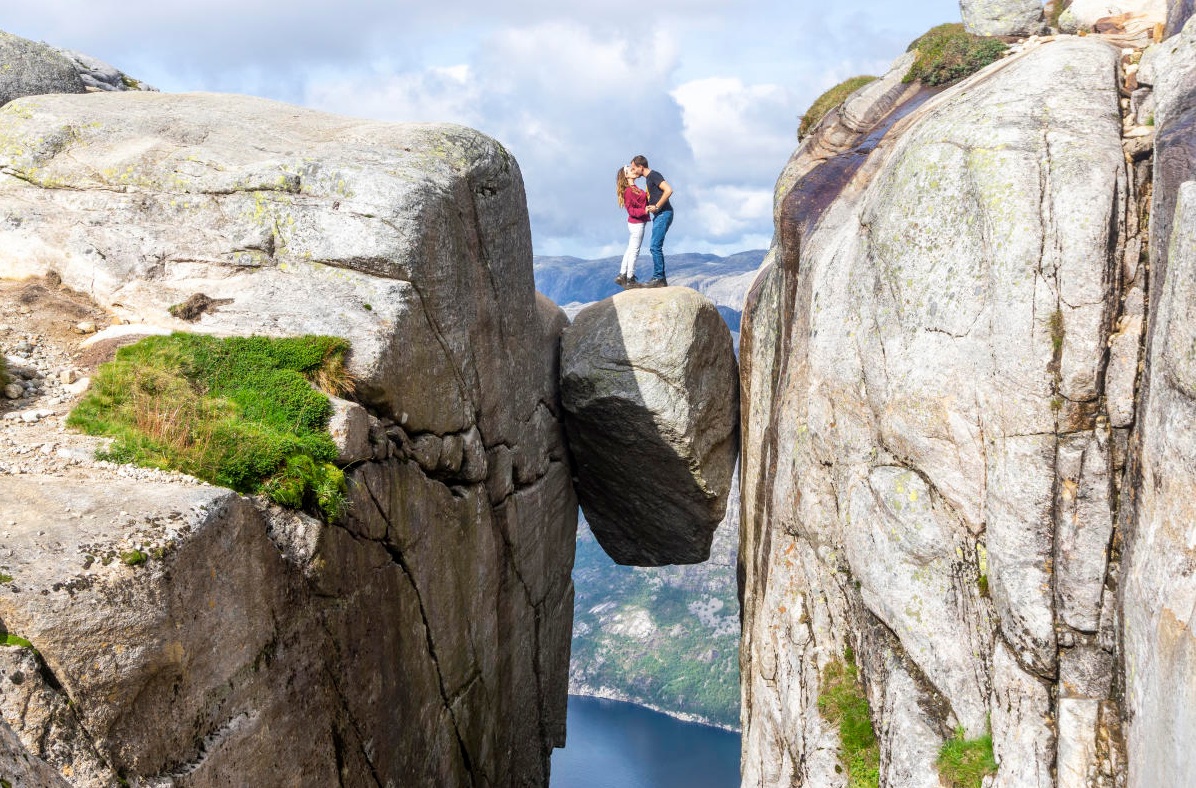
[{"x1": 533, "y1": 250, "x2": 766, "y2": 309}]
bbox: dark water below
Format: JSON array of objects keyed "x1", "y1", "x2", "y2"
[{"x1": 551, "y1": 695, "x2": 741, "y2": 788}]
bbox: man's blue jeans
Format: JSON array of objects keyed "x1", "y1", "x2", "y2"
[{"x1": 649, "y1": 208, "x2": 673, "y2": 280}]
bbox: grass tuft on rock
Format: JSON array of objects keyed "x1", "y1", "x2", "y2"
[
  {"x1": 818, "y1": 647, "x2": 880, "y2": 788},
  {"x1": 67, "y1": 333, "x2": 351, "y2": 521},
  {"x1": 1, "y1": 633, "x2": 33, "y2": 649},
  {"x1": 937, "y1": 726, "x2": 998, "y2": 787},
  {"x1": 904, "y1": 23, "x2": 1009, "y2": 86},
  {"x1": 800, "y1": 76, "x2": 879, "y2": 139}
]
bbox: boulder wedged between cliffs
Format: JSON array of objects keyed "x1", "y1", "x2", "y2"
[{"x1": 560, "y1": 287, "x2": 739, "y2": 566}]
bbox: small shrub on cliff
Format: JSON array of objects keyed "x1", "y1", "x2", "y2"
[
  {"x1": 799, "y1": 76, "x2": 879, "y2": 139},
  {"x1": 67, "y1": 333, "x2": 351, "y2": 521},
  {"x1": 0, "y1": 355, "x2": 7, "y2": 387},
  {"x1": 904, "y1": 23, "x2": 1009, "y2": 87},
  {"x1": 818, "y1": 648, "x2": 880, "y2": 788},
  {"x1": 937, "y1": 726, "x2": 998, "y2": 787}
]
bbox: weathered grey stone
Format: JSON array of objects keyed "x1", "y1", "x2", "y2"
[
  {"x1": 1054, "y1": 429, "x2": 1115, "y2": 633},
  {"x1": 1057, "y1": 699, "x2": 1102, "y2": 785},
  {"x1": 1165, "y1": 0, "x2": 1196, "y2": 36},
  {"x1": 990, "y1": 642, "x2": 1054, "y2": 788},
  {"x1": 740, "y1": 37, "x2": 1126, "y2": 783},
  {"x1": 961, "y1": 0, "x2": 1046, "y2": 36},
  {"x1": 1057, "y1": 0, "x2": 1166, "y2": 32},
  {"x1": 52, "y1": 48, "x2": 156, "y2": 94},
  {"x1": 1122, "y1": 182, "x2": 1196, "y2": 788},
  {"x1": 1149, "y1": 15, "x2": 1196, "y2": 303},
  {"x1": 327, "y1": 396, "x2": 371, "y2": 465},
  {"x1": 845, "y1": 466, "x2": 992, "y2": 733},
  {"x1": 0, "y1": 30, "x2": 85, "y2": 108},
  {"x1": 0, "y1": 90, "x2": 575, "y2": 786},
  {"x1": 0, "y1": 713, "x2": 70, "y2": 788},
  {"x1": 560, "y1": 287, "x2": 739, "y2": 566}
]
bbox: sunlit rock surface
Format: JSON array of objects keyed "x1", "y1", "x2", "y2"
[
  {"x1": 960, "y1": 0, "x2": 1046, "y2": 35},
  {"x1": 561, "y1": 288, "x2": 739, "y2": 566},
  {"x1": 741, "y1": 36, "x2": 1143, "y2": 787},
  {"x1": 0, "y1": 91, "x2": 575, "y2": 786}
]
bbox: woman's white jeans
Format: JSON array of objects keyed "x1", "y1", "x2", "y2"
[{"x1": 621, "y1": 221, "x2": 645, "y2": 278}]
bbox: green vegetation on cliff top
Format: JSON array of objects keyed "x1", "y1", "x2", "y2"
[
  {"x1": 799, "y1": 76, "x2": 879, "y2": 140},
  {"x1": 905, "y1": 23, "x2": 1008, "y2": 86},
  {"x1": 67, "y1": 333, "x2": 351, "y2": 520},
  {"x1": 818, "y1": 648, "x2": 880, "y2": 788}
]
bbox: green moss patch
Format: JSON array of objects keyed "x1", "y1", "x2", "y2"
[
  {"x1": 800, "y1": 76, "x2": 879, "y2": 139},
  {"x1": 937, "y1": 726, "x2": 998, "y2": 787},
  {"x1": 67, "y1": 333, "x2": 351, "y2": 521},
  {"x1": 818, "y1": 648, "x2": 880, "y2": 788},
  {"x1": 1, "y1": 633, "x2": 33, "y2": 649},
  {"x1": 904, "y1": 23, "x2": 1009, "y2": 87}
]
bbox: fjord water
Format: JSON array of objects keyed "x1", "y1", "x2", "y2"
[{"x1": 551, "y1": 695, "x2": 741, "y2": 787}]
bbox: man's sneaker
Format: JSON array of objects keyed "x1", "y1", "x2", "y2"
[
  {"x1": 645, "y1": 277, "x2": 668, "y2": 288},
  {"x1": 623, "y1": 276, "x2": 640, "y2": 289},
  {"x1": 614, "y1": 273, "x2": 627, "y2": 286}
]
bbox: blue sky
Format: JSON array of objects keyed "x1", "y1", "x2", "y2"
[{"x1": 4, "y1": 1, "x2": 961, "y2": 257}]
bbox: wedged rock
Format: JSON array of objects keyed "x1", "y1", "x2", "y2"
[
  {"x1": 0, "y1": 30, "x2": 86, "y2": 107},
  {"x1": 741, "y1": 36, "x2": 1129, "y2": 784},
  {"x1": 960, "y1": 0, "x2": 1046, "y2": 36},
  {"x1": 560, "y1": 287, "x2": 738, "y2": 566},
  {"x1": 0, "y1": 90, "x2": 576, "y2": 785}
]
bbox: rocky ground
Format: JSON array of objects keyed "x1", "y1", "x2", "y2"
[{"x1": 0, "y1": 275, "x2": 205, "y2": 488}]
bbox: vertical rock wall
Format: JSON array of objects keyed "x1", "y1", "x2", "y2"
[
  {"x1": 740, "y1": 36, "x2": 1150, "y2": 786},
  {"x1": 1121, "y1": 17, "x2": 1196, "y2": 788}
]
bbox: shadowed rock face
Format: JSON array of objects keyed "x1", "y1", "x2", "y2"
[
  {"x1": 0, "y1": 92, "x2": 575, "y2": 786},
  {"x1": 561, "y1": 288, "x2": 739, "y2": 566},
  {"x1": 741, "y1": 36, "x2": 1141, "y2": 787}
]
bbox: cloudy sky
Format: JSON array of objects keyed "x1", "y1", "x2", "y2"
[{"x1": 5, "y1": 1, "x2": 959, "y2": 257}]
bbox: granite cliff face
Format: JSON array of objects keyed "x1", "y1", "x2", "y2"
[
  {"x1": 740, "y1": 16, "x2": 1196, "y2": 788},
  {"x1": 0, "y1": 89, "x2": 575, "y2": 786}
]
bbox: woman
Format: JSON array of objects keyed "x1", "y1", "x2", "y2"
[{"x1": 615, "y1": 165, "x2": 649, "y2": 288}]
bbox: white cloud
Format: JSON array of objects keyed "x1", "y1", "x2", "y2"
[
  {"x1": 671, "y1": 77, "x2": 797, "y2": 181},
  {"x1": 305, "y1": 65, "x2": 481, "y2": 125},
  {"x1": 684, "y1": 185, "x2": 776, "y2": 242},
  {"x1": 0, "y1": 0, "x2": 966, "y2": 257}
]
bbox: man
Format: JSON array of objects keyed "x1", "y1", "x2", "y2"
[{"x1": 631, "y1": 155, "x2": 673, "y2": 287}]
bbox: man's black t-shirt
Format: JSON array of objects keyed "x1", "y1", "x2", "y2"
[{"x1": 646, "y1": 170, "x2": 672, "y2": 212}]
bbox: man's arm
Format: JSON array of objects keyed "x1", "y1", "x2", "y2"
[{"x1": 649, "y1": 179, "x2": 673, "y2": 212}]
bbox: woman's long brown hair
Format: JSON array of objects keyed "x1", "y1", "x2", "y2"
[{"x1": 616, "y1": 166, "x2": 634, "y2": 208}]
